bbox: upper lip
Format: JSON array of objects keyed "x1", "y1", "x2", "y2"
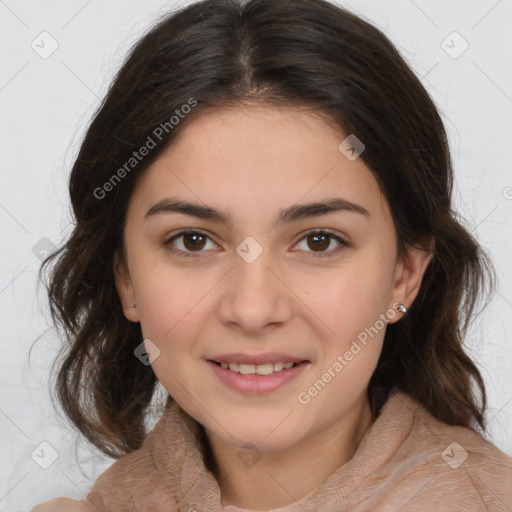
[{"x1": 208, "y1": 353, "x2": 309, "y2": 365}]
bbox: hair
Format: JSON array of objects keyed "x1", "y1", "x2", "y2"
[{"x1": 37, "y1": 0, "x2": 496, "y2": 458}]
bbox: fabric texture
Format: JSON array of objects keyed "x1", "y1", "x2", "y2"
[{"x1": 32, "y1": 389, "x2": 512, "y2": 511}]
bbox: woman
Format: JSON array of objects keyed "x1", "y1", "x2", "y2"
[{"x1": 33, "y1": 0, "x2": 512, "y2": 510}]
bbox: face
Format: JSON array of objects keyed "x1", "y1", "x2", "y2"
[{"x1": 114, "y1": 104, "x2": 432, "y2": 452}]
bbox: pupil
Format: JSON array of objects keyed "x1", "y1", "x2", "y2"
[
  {"x1": 184, "y1": 233, "x2": 205, "y2": 251},
  {"x1": 309, "y1": 234, "x2": 329, "y2": 251}
]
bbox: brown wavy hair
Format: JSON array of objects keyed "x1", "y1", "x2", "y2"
[{"x1": 36, "y1": 0, "x2": 496, "y2": 458}]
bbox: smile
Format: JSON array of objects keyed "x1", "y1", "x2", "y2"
[
  {"x1": 207, "y1": 360, "x2": 310, "y2": 394},
  {"x1": 214, "y1": 361, "x2": 296, "y2": 375}
]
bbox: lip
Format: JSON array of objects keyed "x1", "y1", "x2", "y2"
[
  {"x1": 206, "y1": 359, "x2": 310, "y2": 394},
  {"x1": 207, "y1": 352, "x2": 308, "y2": 365}
]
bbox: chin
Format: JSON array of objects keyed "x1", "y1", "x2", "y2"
[{"x1": 209, "y1": 414, "x2": 307, "y2": 452}]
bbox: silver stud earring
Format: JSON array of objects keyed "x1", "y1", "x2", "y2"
[
  {"x1": 396, "y1": 303, "x2": 407, "y2": 313},
  {"x1": 129, "y1": 304, "x2": 136, "y2": 308}
]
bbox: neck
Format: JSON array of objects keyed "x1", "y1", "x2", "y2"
[{"x1": 205, "y1": 392, "x2": 374, "y2": 511}]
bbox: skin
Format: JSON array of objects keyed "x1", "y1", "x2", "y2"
[{"x1": 114, "y1": 104, "x2": 433, "y2": 510}]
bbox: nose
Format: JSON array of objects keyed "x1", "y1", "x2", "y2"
[{"x1": 216, "y1": 251, "x2": 293, "y2": 336}]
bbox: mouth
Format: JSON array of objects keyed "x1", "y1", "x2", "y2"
[
  {"x1": 206, "y1": 358, "x2": 310, "y2": 394},
  {"x1": 208, "y1": 360, "x2": 300, "y2": 375}
]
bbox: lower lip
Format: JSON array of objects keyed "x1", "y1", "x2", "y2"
[{"x1": 206, "y1": 360, "x2": 310, "y2": 394}]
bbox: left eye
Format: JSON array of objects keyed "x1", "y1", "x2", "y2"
[
  {"x1": 164, "y1": 229, "x2": 348, "y2": 258},
  {"x1": 164, "y1": 231, "x2": 217, "y2": 256},
  {"x1": 293, "y1": 230, "x2": 348, "y2": 258}
]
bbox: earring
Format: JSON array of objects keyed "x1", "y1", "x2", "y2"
[
  {"x1": 129, "y1": 304, "x2": 136, "y2": 308},
  {"x1": 396, "y1": 303, "x2": 407, "y2": 313}
]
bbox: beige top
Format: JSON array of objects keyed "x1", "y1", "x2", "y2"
[{"x1": 32, "y1": 389, "x2": 512, "y2": 511}]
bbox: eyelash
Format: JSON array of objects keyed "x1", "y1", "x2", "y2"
[{"x1": 163, "y1": 229, "x2": 349, "y2": 259}]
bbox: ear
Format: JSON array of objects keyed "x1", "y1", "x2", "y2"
[
  {"x1": 387, "y1": 237, "x2": 434, "y2": 324},
  {"x1": 113, "y1": 249, "x2": 140, "y2": 323}
]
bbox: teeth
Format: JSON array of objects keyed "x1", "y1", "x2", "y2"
[
  {"x1": 239, "y1": 364, "x2": 256, "y2": 375},
  {"x1": 218, "y1": 361, "x2": 298, "y2": 374},
  {"x1": 255, "y1": 363, "x2": 274, "y2": 375}
]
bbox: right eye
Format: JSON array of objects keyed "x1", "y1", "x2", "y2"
[{"x1": 164, "y1": 230, "x2": 219, "y2": 258}]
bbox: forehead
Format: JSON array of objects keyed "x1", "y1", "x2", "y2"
[{"x1": 129, "y1": 105, "x2": 388, "y2": 221}]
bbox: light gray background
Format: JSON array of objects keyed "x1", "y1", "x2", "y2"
[{"x1": 1, "y1": 0, "x2": 511, "y2": 510}]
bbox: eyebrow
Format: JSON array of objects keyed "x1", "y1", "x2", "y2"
[{"x1": 144, "y1": 197, "x2": 370, "y2": 226}]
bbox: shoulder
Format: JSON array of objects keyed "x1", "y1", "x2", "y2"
[
  {"x1": 384, "y1": 392, "x2": 512, "y2": 510},
  {"x1": 384, "y1": 451, "x2": 512, "y2": 511},
  {"x1": 31, "y1": 405, "x2": 187, "y2": 511},
  {"x1": 31, "y1": 432, "x2": 158, "y2": 511}
]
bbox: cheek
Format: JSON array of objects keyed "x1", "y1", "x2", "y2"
[
  {"x1": 304, "y1": 267, "x2": 389, "y2": 407},
  {"x1": 131, "y1": 261, "x2": 205, "y2": 344},
  {"x1": 311, "y1": 261, "x2": 393, "y2": 337},
  {"x1": 133, "y1": 267, "x2": 209, "y2": 400}
]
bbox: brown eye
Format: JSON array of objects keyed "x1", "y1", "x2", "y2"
[
  {"x1": 182, "y1": 232, "x2": 207, "y2": 251},
  {"x1": 294, "y1": 230, "x2": 348, "y2": 258},
  {"x1": 307, "y1": 233, "x2": 330, "y2": 251},
  {"x1": 164, "y1": 230, "x2": 217, "y2": 258}
]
